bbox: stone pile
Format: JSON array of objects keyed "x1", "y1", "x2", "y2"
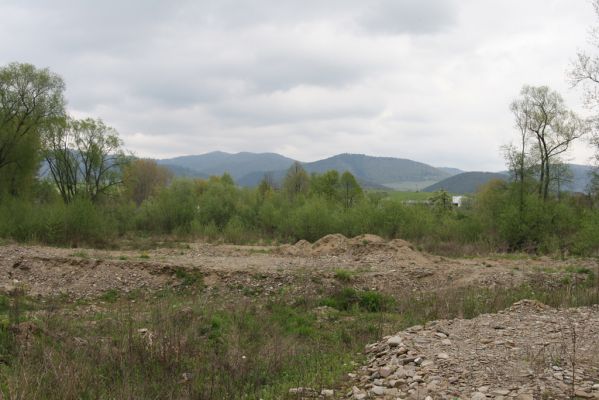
[{"x1": 346, "y1": 300, "x2": 599, "y2": 399}]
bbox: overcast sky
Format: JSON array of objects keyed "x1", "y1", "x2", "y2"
[{"x1": 1, "y1": 0, "x2": 596, "y2": 170}]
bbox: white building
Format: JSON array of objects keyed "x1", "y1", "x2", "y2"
[{"x1": 452, "y1": 196, "x2": 464, "y2": 207}]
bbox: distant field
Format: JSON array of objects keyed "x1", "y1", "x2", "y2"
[
  {"x1": 387, "y1": 191, "x2": 435, "y2": 201},
  {"x1": 381, "y1": 180, "x2": 440, "y2": 191}
]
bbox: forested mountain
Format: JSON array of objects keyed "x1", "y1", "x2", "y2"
[
  {"x1": 158, "y1": 152, "x2": 595, "y2": 193},
  {"x1": 423, "y1": 172, "x2": 509, "y2": 193},
  {"x1": 157, "y1": 151, "x2": 295, "y2": 181},
  {"x1": 161, "y1": 152, "x2": 451, "y2": 190}
]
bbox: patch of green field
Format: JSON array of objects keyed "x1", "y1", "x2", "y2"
[{"x1": 387, "y1": 191, "x2": 435, "y2": 202}]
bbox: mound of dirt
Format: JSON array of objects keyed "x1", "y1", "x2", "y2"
[
  {"x1": 346, "y1": 301, "x2": 599, "y2": 399},
  {"x1": 277, "y1": 234, "x2": 431, "y2": 263},
  {"x1": 277, "y1": 239, "x2": 312, "y2": 256},
  {"x1": 312, "y1": 234, "x2": 350, "y2": 256},
  {"x1": 349, "y1": 234, "x2": 387, "y2": 246}
]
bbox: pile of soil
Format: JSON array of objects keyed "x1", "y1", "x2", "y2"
[{"x1": 278, "y1": 234, "x2": 431, "y2": 264}]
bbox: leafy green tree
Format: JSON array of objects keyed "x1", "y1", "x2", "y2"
[
  {"x1": 42, "y1": 117, "x2": 126, "y2": 203},
  {"x1": 283, "y1": 161, "x2": 309, "y2": 199},
  {"x1": 221, "y1": 172, "x2": 235, "y2": 186},
  {"x1": 339, "y1": 171, "x2": 362, "y2": 208},
  {"x1": 257, "y1": 172, "x2": 275, "y2": 199},
  {"x1": 0, "y1": 62, "x2": 65, "y2": 195},
  {"x1": 429, "y1": 189, "x2": 452, "y2": 212},
  {"x1": 310, "y1": 170, "x2": 340, "y2": 200}
]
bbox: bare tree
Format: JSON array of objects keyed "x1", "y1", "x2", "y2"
[
  {"x1": 505, "y1": 93, "x2": 538, "y2": 211},
  {"x1": 570, "y1": 0, "x2": 599, "y2": 110},
  {"x1": 570, "y1": 0, "x2": 599, "y2": 185},
  {"x1": 550, "y1": 161, "x2": 574, "y2": 201}
]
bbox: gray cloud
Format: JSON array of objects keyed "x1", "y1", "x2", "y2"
[
  {"x1": 359, "y1": 0, "x2": 457, "y2": 35},
  {"x1": 0, "y1": 0, "x2": 595, "y2": 170}
]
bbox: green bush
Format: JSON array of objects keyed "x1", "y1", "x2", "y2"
[{"x1": 321, "y1": 288, "x2": 395, "y2": 312}]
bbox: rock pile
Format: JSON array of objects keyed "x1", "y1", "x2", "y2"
[{"x1": 346, "y1": 300, "x2": 599, "y2": 399}]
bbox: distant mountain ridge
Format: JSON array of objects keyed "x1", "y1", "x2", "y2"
[
  {"x1": 423, "y1": 172, "x2": 509, "y2": 193},
  {"x1": 424, "y1": 164, "x2": 595, "y2": 194},
  {"x1": 157, "y1": 151, "x2": 295, "y2": 181},
  {"x1": 159, "y1": 152, "x2": 451, "y2": 190},
  {"x1": 437, "y1": 167, "x2": 465, "y2": 176},
  {"x1": 564, "y1": 164, "x2": 596, "y2": 193},
  {"x1": 156, "y1": 151, "x2": 595, "y2": 193}
]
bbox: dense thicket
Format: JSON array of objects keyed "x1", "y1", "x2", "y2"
[{"x1": 0, "y1": 171, "x2": 598, "y2": 256}]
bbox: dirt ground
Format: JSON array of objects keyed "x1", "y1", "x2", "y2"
[
  {"x1": 1, "y1": 234, "x2": 598, "y2": 399},
  {"x1": 0, "y1": 233, "x2": 596, "y2": 300}
]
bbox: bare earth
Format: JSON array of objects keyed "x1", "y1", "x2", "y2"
[
  {"x1": 0, "y1": 233, "x2": 595, "y2": 299},
  {"x1": 0, "y1": 234, "x2": 598, "y2": 399}
]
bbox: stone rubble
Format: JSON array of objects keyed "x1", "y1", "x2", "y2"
[{"x1": 346, "y1": 300, "x2": 599, "y2": 399}]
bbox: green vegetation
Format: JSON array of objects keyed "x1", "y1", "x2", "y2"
[
  {"x1": 387, "y1": 191, "x2": 434, "y2": 201},
  {"x1": 2, "y1": 170, "x2": 599, "y2": 256},
  {"x1": 333, "y1": 269, "x2": 354, "y2": 283},
  {"x1": 321, "y1": 288, "x2": 396, "y2": 312},
  {"x1": 0, "y1": 273, "x2": 595, "y2": 399}
]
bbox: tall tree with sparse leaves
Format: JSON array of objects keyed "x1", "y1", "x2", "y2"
[
  {"x1": 283, "y1": 161, "x2": 309, "y2": 199},
  {"x1": 510, "y1": 85, "x2": 588, "y2": 201},
  {"x1": 339, "y1": 171, "x2": 362, "y2": 208},
  {"x1": 43, "y1": 117, "x2": 126, "y2": 203}
]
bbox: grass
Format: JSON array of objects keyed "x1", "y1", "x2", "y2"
[
  {"x1": 333, "y1": 269, "x2": 354, "y2": 283},
  {"x1": 0, "y1": 290, "x2": 399, "y2": 399},
  {"x1": 173, "y1": 267, "x2": 204, "y2": 288},
  {"x1": 0, "y1": 272, "x2": 596, "y2": 399},
  {"x1": 69, "y1": 251, "x2": 90, "y2": 259},
  {"x1": 99, "y1": 288, "x2": 120, "y2": 303},
  {"x1": 321, "y1": 287, "x2": 396, "y2": 313}
]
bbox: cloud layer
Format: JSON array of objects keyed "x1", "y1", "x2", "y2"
[{"x1": 0, "y1": 0, "x2": 595, "y2": 170}]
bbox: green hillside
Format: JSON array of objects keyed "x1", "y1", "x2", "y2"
[{"x1": 423, "y1": 172, "x2": 508, "y2": 194}]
